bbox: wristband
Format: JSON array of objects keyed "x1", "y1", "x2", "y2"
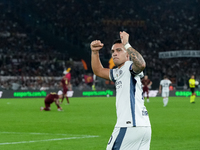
[{"x1": 124, "y1": 43, "x2": 131, "y2": 49}]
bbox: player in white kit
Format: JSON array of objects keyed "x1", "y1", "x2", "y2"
[
  {"x1": 159, "y1": 75, "x2": 172, "y2": 107},
  {"x1": 91, "y1": 31, "x2": 151, "y2": 150}
]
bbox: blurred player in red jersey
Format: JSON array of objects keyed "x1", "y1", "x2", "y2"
[
  {"x1": 60, "y1": 68, "x2": 72, "y2": 104},
  {"x1": 40, "y1": 90, "x2": 63, "y2": 111},
  {"x1": 141, "y1": 75, "x2": 152, "y2": 102}
]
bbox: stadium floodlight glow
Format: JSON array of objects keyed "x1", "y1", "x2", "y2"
[
  {"x1": 82, "y1": 90, "x2": 114, "y2": 97},
  {"x1": 13, "y1": 91, "x2": 47, "y2": 98}
]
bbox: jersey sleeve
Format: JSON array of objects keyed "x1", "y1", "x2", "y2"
[
  {"x1": 109, "y1": 69, "x2": 116, "y2": 82},
  {"x1": 169, "y1": 80, "x2": 172, "y2": 84},
  {"x1": 129, "y1": 62, "x2": 144, "y2": 78}
]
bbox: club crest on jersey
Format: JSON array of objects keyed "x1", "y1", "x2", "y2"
[
  {"x1": 119, "y1": 70, "x2": 123, "y2": 76},
  {"x1": 116, "y1": 70, "x2": 123, "y2": 78}
]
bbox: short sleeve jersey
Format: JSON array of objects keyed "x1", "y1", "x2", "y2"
[
  {"x1": 189, "y1": 79, "x2": 195, "y2": 88},
  {"x1": 160, "y1": 79, "x2": 172, "y2": 92},
  {"x1": 109, "y1": 61, "x2": 151, "y2": 127},
  {"x1": 45, "y1": 93, "x2": 59, "y2": 103},
  {"x1": 61, "y1": 77, "x2": 69, "y2": 90},
  {"x1": 141, "y1": 79, "x2": 151, "y2": 88}
]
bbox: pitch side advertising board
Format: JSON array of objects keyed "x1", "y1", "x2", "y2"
[{"x1": 0, "y1": 90, "x2": 199, "y2": 98}]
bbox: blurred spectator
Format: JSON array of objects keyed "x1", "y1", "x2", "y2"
[{"x1": 0, "y1": 0, "x2": 199, "y2": 90}]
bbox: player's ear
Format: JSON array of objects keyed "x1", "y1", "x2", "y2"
[{"x1": 126, "y1": 53, "x2": 130, "y2": 60}]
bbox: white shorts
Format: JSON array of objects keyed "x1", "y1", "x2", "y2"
[
  {"x1": 106, "y1": 127, "x2": 151, "y2": 150},
  {"x1": 162, "y1": 91, "x2": 169, "y2": 97}
]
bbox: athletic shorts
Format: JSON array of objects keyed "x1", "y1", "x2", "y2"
[
  {"x1": 190, "y1": 88, "x2": 195, "y2": 93},
  {"x1": 106, "y1": 127, "x2": 151, "y2": 150},
  {"x1": 63, "y1": 88, "x2": 68, "y2": 95},
  {"x1": 162, "y1": 91, "x2": 169, "y2": 97},
  {"x1": 44, "y1": 102, "x2": 51, "y2": 111},
  {"x1": 143, "y1": 86, "x2": 149, "y2": 94}
]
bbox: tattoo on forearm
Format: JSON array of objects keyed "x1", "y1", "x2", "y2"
[
  {"x1": 126, "y1": 47, "x2": 145, "y2": 73},
  {"x1": 92, "y1": 51, "x2": 98, "y2": 54}
]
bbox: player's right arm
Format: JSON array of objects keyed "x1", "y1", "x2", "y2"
[
  {"x1": 159, "y1": 85, "x2": 162, "y2": 93},
  {"x1": 54, "y1": 98, "x2": 61, "y2": 106},
  {"x1": 148, "y1": 81, "x2": 153, "y2": 88},
  {"x1": 91, "y1": 40, "x2": 110, "y2": 80}
]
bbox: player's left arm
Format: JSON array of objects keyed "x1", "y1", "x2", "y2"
[
  {"x1": 169, "y1": 80, "x2": 172, "y2": 86},
  {"x1": 148, "y1": 81, "x2": 153, "y2": 87},
  {"x1": 120, "y1": 31, "x2": 146, "y2": 74},
  {"x1": 54, "y1": 99, "x2": 61, "y2": 107},
  {"x1": 68, "y1": 82, "x2": 72, "y2": 91}
]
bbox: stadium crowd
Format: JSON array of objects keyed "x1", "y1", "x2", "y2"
[
  {"x1": 29, "y1": 0, "x2": 200, "y2": 82},
  {"x1": 0, "y1": 12, "x2": 86, "y2": 90},
  {"x1": 0, "y1": 0, "x2": 199, "y2": 90}
]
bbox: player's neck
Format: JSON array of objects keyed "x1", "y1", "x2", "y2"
[{"x1": 117, "y1": 62, "x2": 125, "y2": 69}]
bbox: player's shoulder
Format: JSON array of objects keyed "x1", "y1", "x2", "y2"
[
  {"x1": 50, "y1": 92, "x2": 57, "y2": 95},
  {"x1": 119, "y1": 61, "x2": 133, "y2": 71},
  {"x1": 125, "y1": 60, "x2": 133, "y2": 66},
  {"x1": 125, "y1": 61, "x2": 144, "y2": 78},
  {"x1": 111, "y1": 61, "x2": 133, "y2": 71},
  {"x1": 110, "y1": 61, "x2": 143, "y2": 77}
]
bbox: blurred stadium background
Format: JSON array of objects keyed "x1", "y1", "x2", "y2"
[
  {"x1": 0, "y1": 0, "x2": 199, "y2": 92},
  {"x1": 0, "y1": 0, "x2": 200, "y2": 150}
]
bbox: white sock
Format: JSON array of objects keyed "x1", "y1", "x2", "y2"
[
  {"x1": 165, "y1": 98, "x2": 168, "y2": 106},
  {"x1": 163, "y1": 98, "x2": 166, "y2": 106},
  {"x1": 163, "y1": 98, "x2": 168, "y2": 107}
]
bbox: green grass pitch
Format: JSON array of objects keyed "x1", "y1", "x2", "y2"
[{"x1": 0, "y1": 96, "x2": 200, "y2": 150}]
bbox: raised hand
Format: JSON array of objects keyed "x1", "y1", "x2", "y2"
[
  {"x1": 120, "y1": 31, "x2": 129, "y2": 45},
  {"x1": 90, "y1": 40, "x2": 104, "y2": 51}
]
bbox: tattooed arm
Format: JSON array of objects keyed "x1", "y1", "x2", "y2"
[
  {"x1": 90, "y1": 40, "x2": 110, "y2": 80},
  {"x1": 126, "y1": 46, "x2": 146, "y2": 73},
  {"x1": 120, "y1": 31, "x2": 146, "y2": 73}
]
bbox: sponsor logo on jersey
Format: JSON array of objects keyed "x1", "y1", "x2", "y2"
[
  {"x1": 115, "y1": 81, "x2": 122, "y2": 85},
  {"x1": 116, "y1": 81, "x2": 122, "y2": 89}
]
